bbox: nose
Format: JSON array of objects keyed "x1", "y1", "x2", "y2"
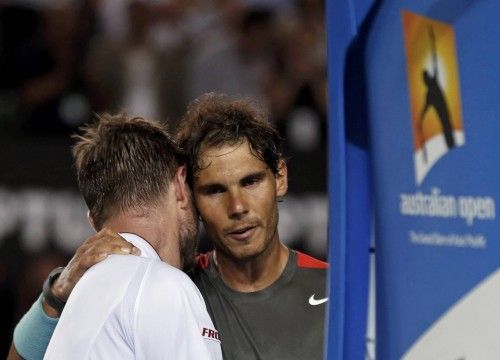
[{"x1": 227, "y1": 189, "x2": 248, "y2": 219}]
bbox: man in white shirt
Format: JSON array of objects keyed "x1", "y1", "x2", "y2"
[{"x1": 43, "y1": 113, "x2": 222, "y2": 359}]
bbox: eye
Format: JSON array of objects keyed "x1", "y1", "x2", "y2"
[
  {"x1": 241, "y1": 174, "x2": 263, "y2": 187},
  {"x1": 242, "y1": 178, "x2": 257, "y2": 186},
  {"x1": 201, "y1": 185, "x2": 225, "y2": 196}
]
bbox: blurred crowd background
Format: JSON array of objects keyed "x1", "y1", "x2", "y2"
[{"x1": 0, "y1": 0, "x2": 327, "y2": 356}]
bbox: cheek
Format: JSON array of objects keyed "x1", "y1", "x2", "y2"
[
  {"x1": 195, "y1": 198, "x2": 223, "y2": 229},
  {"x1": 258, "y1": 189, "x2": 279, "y2": 226},
  {"x1": 195, "y1": 196, "x2": 212, "y2": 215},
  {"x1": 265, "y1": 202, "x2": 279, "y2": 229},
  {"x1": 252, "y1": 188, "x2": 277, "y2": 215}
]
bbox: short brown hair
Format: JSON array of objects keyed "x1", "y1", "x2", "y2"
[
  {"x1": 73, "y1": 113, "x2": 182, "y2": 229},
  {"x1": 176, "y1": 93, "x2": 284, "y2": 184}
]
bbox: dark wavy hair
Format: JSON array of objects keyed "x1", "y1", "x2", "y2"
[{"x1": 176, "y1": 93, "x2": 284, "y2": 184}]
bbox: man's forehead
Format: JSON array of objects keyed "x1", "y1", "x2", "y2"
[
  {"x1": 194, "y1": 141, "x2": 268, "y2": 182},
  {"x1": 198, "y1": 141, "x2": 245, "y2": 159}
]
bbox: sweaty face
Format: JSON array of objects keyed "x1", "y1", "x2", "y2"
[
  {"x1": 193, "y1": 140, "x2": 287, "y2": 261},
  {"x1": 178, "y1": 190, "x2": 199, "y2": 271}
]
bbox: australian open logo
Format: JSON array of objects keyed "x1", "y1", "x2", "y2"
[{"x1": 402, "y1": 11, "x2": 465, "y2": 185}]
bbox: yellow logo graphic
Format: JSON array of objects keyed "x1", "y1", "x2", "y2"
[{"x1": 402, "y1": 10, "x2": 465, "y2": 185}]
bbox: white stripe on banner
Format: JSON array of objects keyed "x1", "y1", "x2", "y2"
[{"x1": 403, "y1": 268, "x2": 500, "y2": 359}]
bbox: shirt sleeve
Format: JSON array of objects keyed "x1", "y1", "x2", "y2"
[
  {"x1": 131, "y1": 261, "x2": 222, "y2": 360},
  {"x1": 13, "y1": 294, "x2": 59, "y2": 360}
]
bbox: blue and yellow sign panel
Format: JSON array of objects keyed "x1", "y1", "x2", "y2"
[{"x1": 362, "y1": 0, "x2": 500, "y2": 358}]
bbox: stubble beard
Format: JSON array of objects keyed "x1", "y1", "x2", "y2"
[{"x1": 179, "y1": 203, "x2": 199, "y2": 272}]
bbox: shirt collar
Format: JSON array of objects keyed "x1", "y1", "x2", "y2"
[{"x1": 119, "y1": 232, "x2": 160, "y2": 260}]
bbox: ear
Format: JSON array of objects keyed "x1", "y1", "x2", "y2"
[
  {"x1": 275, "y1": 159, "x2": 288, "y2": 197},
  {"x1": 172, "y1": 165, "x2": 190, "y2": 209},
  {"x1": 87, "y1": 210, "x2": 98, "y2": 232}
]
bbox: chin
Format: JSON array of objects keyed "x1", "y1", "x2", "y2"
[{"x1": 225, "y1": 242, "x2": 268, "y2": 261}]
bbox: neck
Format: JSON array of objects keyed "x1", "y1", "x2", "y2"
[
  {"x1": 104, "y1": 212, "x2": 181, "y2": 268},
  {"x1": 213, "y1": 240, "x2": 290, "y2": 292}
]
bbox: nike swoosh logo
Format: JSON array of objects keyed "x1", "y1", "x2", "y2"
[{"x1": 309, "y1": 294, "x2": 328, "y2": 306}]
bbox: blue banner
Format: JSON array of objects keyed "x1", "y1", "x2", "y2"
[
  {"x1": 364, "y1": 0, "x2": 500, "y2": 358},
  {"x1": 326, "y1": 1, "x2": 376, "y2": 359}
]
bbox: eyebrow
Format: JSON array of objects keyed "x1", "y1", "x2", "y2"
[{"x1": 195, "y1": 170, "x2": 268, "y2": 191}]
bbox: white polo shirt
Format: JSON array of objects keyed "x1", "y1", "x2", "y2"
[{"x1": 44, "y1": 233, "x2": 222, "y2": 360}]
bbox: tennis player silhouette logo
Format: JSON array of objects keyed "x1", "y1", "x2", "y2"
[
  {"x1": 419, "y1": 27, "x2": 455, "y2": 163},
  {"x1": 402, "y1": 11, "x2": 465, "y2": 185}
]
